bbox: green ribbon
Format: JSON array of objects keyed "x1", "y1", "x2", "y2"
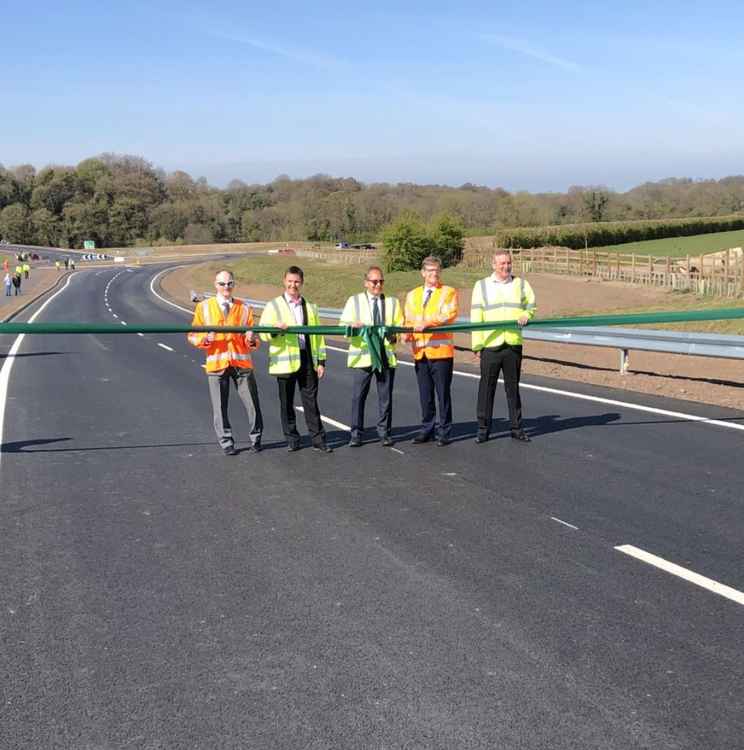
[{"x1": 2, "y1": 306, "x2": 743, "y2": 373}]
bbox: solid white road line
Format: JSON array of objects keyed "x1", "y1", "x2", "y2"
[
  {"x1": 295, "y1": 405, "x2": 350, "y2": 432},
  {"x1": 0, "y1": 275, "x2": 75, "y2": 464},
  {"x1": 149, "y1": 268, "x2": 194, "y2": 314},
  {"x1": 550, "y1": 516, "x2": 579, "y2": 530},
  {"x1": 615, "y1": 544, "x2": 744, "y2": 606},
  {"x1": 325, "y1": 344, "x2": 744, "y2": 433},
  {"x1": 157, "y1": 343, "x2": 174, "y2": 352}
]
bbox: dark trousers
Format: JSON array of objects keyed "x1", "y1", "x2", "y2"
[
  {"x1": 276, "y1": 350, "x2": 326, "y2": 447},
  {"x1": 207, "y1": 366, "x2": 263, "y2": 450},
  {"x1": 477, "y1": 345, "x2": 523, "y2": 434},
  {"x1": 350, "y1": 366, "x2": 396, "y2": 439},
  {"x1": 414, "y1": 357, "x2": 453, "y2": 439}
]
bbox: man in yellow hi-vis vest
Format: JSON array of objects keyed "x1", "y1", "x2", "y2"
[
  {"x1": 404, "y1": 256, "x2": 459, "y2": 446},
  {"x1": 188, "y1": 270, "x2": 263, "y2": 456},
  {"x1": 471, "y1": 249, "x2": 536, "y2": 443},
  {"x1": 259, "y1": 266, "x2": 332, "y2": 453},
  {"x1": 340, "y1": 265, "x2": 404, "y2": 448}
]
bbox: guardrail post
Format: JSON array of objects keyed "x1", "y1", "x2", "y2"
[{"x1": 619, "y1": 348, "x2": 630, "y2": 375}]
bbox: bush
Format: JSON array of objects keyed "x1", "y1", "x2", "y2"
[
  {"x1": 382, "y1": 211, "x2": 464, "y2": 271},
  {"x1": 429, "y1": 213, "x2": 465, "y2": 266},
  {"x1": 382, "y1": 212, "x2": 432, "y2": 271}
]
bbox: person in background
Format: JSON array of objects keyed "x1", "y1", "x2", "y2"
[
  {"x1": 12, "y1": 273, "x2": 21, "y2": 295},
  {"x1": 4, "y1": 271, "x2": 11, "y2": 296}
]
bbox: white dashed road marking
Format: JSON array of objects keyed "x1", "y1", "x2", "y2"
[
  {"x1": 550, "y1": 516, "x2": 579, "y2": 530},
  {"x1": 157, "y1": 343, "x2": 174, "y2": 352},
  {"x1": 616, "y1": 544, "x2": 744, "y2": 606}
]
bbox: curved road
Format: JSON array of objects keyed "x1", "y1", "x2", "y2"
[{"x1": 1, "y1": 265, "x2": 742, "y2": 749}]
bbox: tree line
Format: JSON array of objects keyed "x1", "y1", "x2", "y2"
[{"x1": 1, "y1": 154, "x2": 743, "y2": 249}]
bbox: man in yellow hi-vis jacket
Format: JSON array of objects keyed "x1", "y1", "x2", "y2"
[
  {"x1": 471, "y1": 249, "x2": 536, "y2": 443},
  {"x1": 340, "y1": 265, "x2": 404, "y2": 448},
  {"x1": 259, "y1": 266, "x2": 333, "y2": 453}
]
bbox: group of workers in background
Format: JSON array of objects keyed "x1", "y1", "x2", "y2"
[
  {"x1": 189, "y1": 250, "x2": 536, "y2": 456},
  {"x1": 2, "y1": 259, "x2": 30, "y2": 296}
]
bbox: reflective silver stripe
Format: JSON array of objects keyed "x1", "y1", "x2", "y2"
[
  {"x1": 270, "y1": 298, "x2": 283, "y2": 321},
  {"x1": 270, "y1": 353, "x2": 300, "y2": 364},
  {"x1": 479, "y1": 279, "x2": 488, "y2": 307},
  {"x1": 202, "y1": 299, "x2": 214, "y2": 326},
  {"x1": 520, "y1": 277, "x2": 524, "y2": 304},
  {"x1": 353, "y1": 295, "x2": 360, "y2": 322},
  {"x1": 387, "y1": 297, "x2": 399, "y2": 324},
  {"x1": 207, "y1": 351, "x2": 252, "y2": 362},
  {"x1": 482, "y1": 302, "x2": 525, "y2": 311},
  {"x1": 525, "y1": 303, "x2": 536, "y2": 310},
  {"x1": 422, "y1": 338, "x2": 453, "y2": 347}
]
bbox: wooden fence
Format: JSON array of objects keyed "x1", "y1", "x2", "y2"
[{"x1": 462, "y1": 241, "x2": 744, "y2": 298}]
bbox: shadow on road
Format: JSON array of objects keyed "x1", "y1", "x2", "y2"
[{"x1": 0, "y1": 352, "x2": 66, "y2": 360}]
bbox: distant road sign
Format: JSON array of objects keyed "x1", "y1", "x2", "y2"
[{"x1": 83, "y1": 240, "x2": 96, "y2": 250}]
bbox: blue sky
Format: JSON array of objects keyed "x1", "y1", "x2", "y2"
[{"x1": 2, "y1": 1, "x2": 743, "y2": 191}]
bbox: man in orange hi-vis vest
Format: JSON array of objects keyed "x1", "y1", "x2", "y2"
[
  {"x1": 188, "y1": 270, "x2": 264, "y2": 456},
  {"x1": 404, "y1": 255, "x2": 459, "y2": 446}
]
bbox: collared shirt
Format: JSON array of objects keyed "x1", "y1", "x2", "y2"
[
  {"x1": 284, "y1": 293, "x2": 306, "y2": 348},
  {"x1": 490, "y1": 273, "x2": 514, "y2": 286}
]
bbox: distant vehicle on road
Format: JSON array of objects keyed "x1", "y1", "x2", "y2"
[{"x1": 335, "y1": 241, "x2": 349, "y2": 249}]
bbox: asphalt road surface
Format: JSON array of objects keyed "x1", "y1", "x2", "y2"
[{"x1": 1, "y1": 266, "x2": 743, "y2": 749}]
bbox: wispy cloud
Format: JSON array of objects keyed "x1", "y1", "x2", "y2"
[
  {"x1": 481, "y1": 34, "x2": 582, "y2": 73},
  {"x1": 205, "y1": 28, "x2": 342, "y2": 71}
]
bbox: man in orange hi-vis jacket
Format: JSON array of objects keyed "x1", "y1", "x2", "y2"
[
  {"x1": 188, "y1": 270, "x2": 264, "y2": 456},
  {"x1": 404, "y1": 255, "x2": 459, "y2": 447}
]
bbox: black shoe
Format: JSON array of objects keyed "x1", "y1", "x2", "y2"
[
  {"x1": 511, "y1": 429, "x2": 531, "y2": 442},
  {"x1": 436, "y1": 437, "x2": 451, "y2": 447},
  {"x1": 287, "y1": 442, "x2": 300, "y2": 452},
  {"x1": 381, "y1": 436, "x2": 394, "y2": 447},
  {"x1": 348, "y1": 437, "x2": 362, "y2": 448},
  {"x1": 312, "y1": 443, "x2": 334, "y2": 453},
  {"x1": 475, "y1": 433, "x2": 489, "y2": 444},
  {"x1": 223, "y1": 445, "x2": 238, "y2": 456},
  {"x1": 412, "y1": 433, "x2": 431, "y2": 444},
  {"x1": 248, "y1": 444, "x2": 262, "y2": 454}
]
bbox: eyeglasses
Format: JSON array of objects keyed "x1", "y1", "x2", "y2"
[
  {"x1": 367, "y1": 279, "x2": 384, "y2": 285},
  {"x1": 217, "y1": 281, "x2": 234, "y2": 287}
]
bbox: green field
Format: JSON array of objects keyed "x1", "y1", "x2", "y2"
[
  {"x1": 596, "y1": 228, "x2": 744, "y2": 257},
  {"x1": 193, "y1": 255, "x2": 486, "y2": 310}
]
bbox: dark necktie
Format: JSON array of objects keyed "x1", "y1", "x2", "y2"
[
  {"x1": 222, "y1": 302, "x2": 230, "y2": 318},
  {"x1": 373, "y1": 297, "x2": 382, "y2": 325},
  {"x1": 423, "y1": 288, "x2": 433, "y2": 308}
]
